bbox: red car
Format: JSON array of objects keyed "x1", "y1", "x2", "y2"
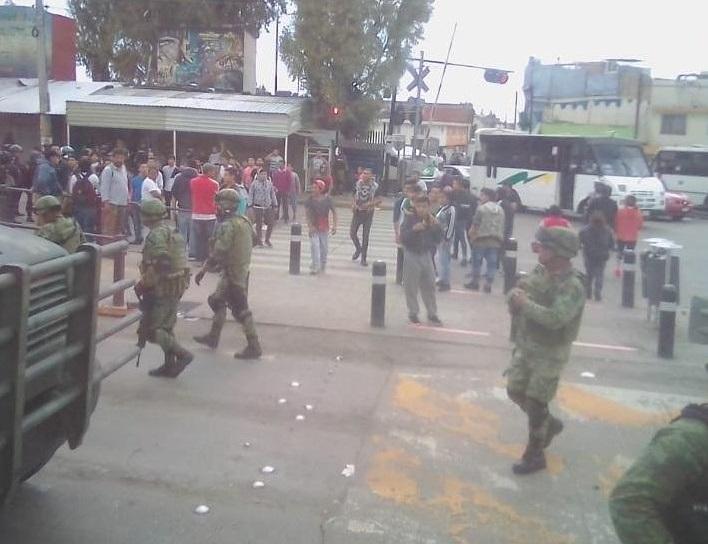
[{"x1": 663, "y1": 191, "x2": 693, "y2": 220}]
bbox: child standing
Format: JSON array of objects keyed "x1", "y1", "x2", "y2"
[
  {"x1": 579, "y1": 212, "x2": 615, "y2": 301},
  {"x1": 305, "y1": 180, "x2": 337, "y2": 275}
]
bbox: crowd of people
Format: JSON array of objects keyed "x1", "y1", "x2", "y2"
[{"x1": 0, "y1": 142, "x2": 307, "y2": 259}]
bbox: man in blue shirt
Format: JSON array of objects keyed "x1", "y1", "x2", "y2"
[{"x1": 129, "y1": 162, "x2": 147, "y2": 244}]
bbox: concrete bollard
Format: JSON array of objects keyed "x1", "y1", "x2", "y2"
[
  {"x1": 371, "y1": 261, "x2": 387, "y2": 328},
  {"x1": 503, "y1": 238, "x2": 518, "y2": 294},
  {"x1": 289, "y1": 223, "x2": 302, "y2": 275},
  {"x1": 621, "y1": 249, "x2": 636, "y2": 308},
  {"x1": 395, "y1": 246, "x2": 404, "y2": 285},
  {"x1": 658, "y1": 284, "x2": 678, "y2": 359}
]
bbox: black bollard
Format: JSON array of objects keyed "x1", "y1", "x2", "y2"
[
  {"x1": 658, "y1": 284, "x2": 678, "y2": 359},
  {"x1": 395, "y1": 246, "x2": 404, "y2": 285},
  {"x1": 621, "y1": 249, "x2": 636, "y2": 308},
  {"x1": 503, "y1": 238, "x2": 518, "y2": 294},
  {"x1": 289, "y1": 223, "x2": 302, "y2": 275},
  {"x1": 371, "y1": 261, "x2": 387, "y2": 328}
]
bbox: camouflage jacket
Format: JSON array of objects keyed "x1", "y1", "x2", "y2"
[
  {"x1": 610, "y1": 406, "x2": 708, "y2": 544},
  {"x1": 205, "y1": 215, "x2": 253, "y2": 287},
  {"x1": 509, "y1": 264, "x2": 585, "y2": 354},
  {"x1": 35, "y1": 216, "x2": 85, "y2": 254},
  {"x1": 140, "y1": 221, "x2": 189, "y2": 297}
]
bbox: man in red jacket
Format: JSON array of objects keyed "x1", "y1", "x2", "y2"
[
  {"x1": 190, "y1": 163, "x2": 220, "y2": 263},
  {"x1": 272, "y1": 163, "x2": 292, "y2": 223}
]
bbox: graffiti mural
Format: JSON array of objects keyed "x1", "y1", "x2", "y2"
[{"x1": 157, "y1": 29, "x2": 244, "y2": 91}]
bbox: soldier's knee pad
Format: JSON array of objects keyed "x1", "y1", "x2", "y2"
[
  {"x1": 507, "y1": 387, "x2": 526, "y2": 407},
  {"x1": 208, "y1": 294, "x2": 226, "y2": 313},
  {"x1": 525, "y1": 398, "x2": 549, "y2": 428},
  {"x1": 234, "y1": 309, "x2": 252, "y2": 324}
]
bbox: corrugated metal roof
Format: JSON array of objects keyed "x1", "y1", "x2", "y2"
[
  {"x1": 0, "y1": 78, "x2": 112, "y2": 115},
  {"x1": 66, "y1": 85, "x2": 304, "y2": 138},
  {"x1": 74, "y1": 86, "x2": 304, "y2": 115}
]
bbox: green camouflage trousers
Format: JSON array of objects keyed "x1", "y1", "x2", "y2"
[
  {"x1": 506, "y1": 347, "x2": 569, "y2": 404},
  {"x1": 146, "y1": 296, "x2": 184, "y2": 353},
  {"x1": 208, "y1": 278, "x2": 257, "y2": 340}
]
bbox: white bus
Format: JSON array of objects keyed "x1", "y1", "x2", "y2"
[
  {"x1": 653, "y1": 146, "x2": 708, "y2": 208},
  {"x1": 470, "y1": 129, "x2": 665, "y2": 214}
]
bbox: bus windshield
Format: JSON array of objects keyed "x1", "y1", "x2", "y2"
[{"x1": 592, "y1": 144, "x2": 651, "y2": 178}]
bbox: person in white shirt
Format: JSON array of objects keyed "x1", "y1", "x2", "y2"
[
  {"x1": 161, "y1": 155, "x2": 177, "y2": 215},
  {"x1": 142, "y1": 166, "x2": 163, "y2": 202},
  {"x1": 147, "y1": 158, "x2": 164, "y2": 191}
]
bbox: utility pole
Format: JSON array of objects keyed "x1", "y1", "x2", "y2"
[
  {"x1": 634, "y1": 73, "x2": 643, "y2": 140},
  {"x1": 274, "y1": 12, "x2": 280, "y2": 94},
  {"x1": 412, "y1": 51, "x2": 424, "y2": 157},
  {"x1": 513, "y1": 91, "x2": 518, "y2": 130},
  {"x1": 35, "y1": 0, "x2": 52, "y2": 146}
]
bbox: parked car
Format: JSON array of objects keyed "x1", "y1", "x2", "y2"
[{"x1": 663, "y1": 191, "x2": 693, "y2": 220}]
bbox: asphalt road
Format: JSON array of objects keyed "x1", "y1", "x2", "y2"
[{"x1": 1, "y1": 211, "x2": 706, "y2": 544}]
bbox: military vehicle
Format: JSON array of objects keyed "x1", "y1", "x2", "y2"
[{"x1": 0, "y1": 224, "x2": 139, "y2": 504}]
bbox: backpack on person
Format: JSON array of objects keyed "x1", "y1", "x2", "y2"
[{"x1": 72, "y1": 172, "x2": 98, "y2": 208}]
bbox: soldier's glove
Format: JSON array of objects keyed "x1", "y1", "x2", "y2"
[{"x1": 195, "y1": 269, "x2": 206, "y2": 286}]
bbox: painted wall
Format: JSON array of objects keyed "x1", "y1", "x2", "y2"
[
  {"x1": 0, "y1": 6, "x2": 75, "y2": 80},
  {"x1": 646, "y1": 78, "x2": 708, "y2": 150}
]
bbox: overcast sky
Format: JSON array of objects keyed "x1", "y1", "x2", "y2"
[{"x1": 33, "y1": 0, "x2": 708, "y2": 118}]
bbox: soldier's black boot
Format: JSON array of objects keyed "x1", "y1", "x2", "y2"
[
  {"x1": 512, "y1": 445, "x2": 547, "y2": 475},
  {"x1": 543, "y1": 416, "x2": 564, "y2": 449},
  {"x1": 234, "y1": 335, "x2": 262, "y2": 360},
  {"x1": 149, "y1": 352, "x2": 175, "y2": 378},
  {"x1": 193, "y1": 320, "x2": 222, "y2": 349},
  {"x1": 164, "y1": 348, "x2": 194, "y2": 378},
  {"x1": 193, "y1": 332, "x2": 219, "y2": 349}
]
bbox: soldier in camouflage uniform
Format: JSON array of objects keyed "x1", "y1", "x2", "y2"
[
  {"x1": 33, "y1": 195, "x2": 85, "y2": 253},
  {"x1": 610, "y1": 403, "x2": 708, "y2": 544},
  {"x1": 506, "y1": 227, "x2": 586, "y2": 475},
  {"x1": 194, "y1": 189, "x2": 262, "y2": 359},
  {"x1": 136, "y1": 199, "x2": 194, "y2": 378}
]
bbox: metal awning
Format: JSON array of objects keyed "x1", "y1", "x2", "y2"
[
  {"x1": 0, "y1": 78, "x2": 112, "y2": 115},
  {"x1": 66, "y1": 86, "x2": 304, "y2": 139}
]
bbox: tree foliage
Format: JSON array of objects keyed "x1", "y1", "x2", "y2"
[
  {"x1": 281, "y1": 0, "x2": 433, "y2": 138},
  {"x1": 69, "y1": 0, "x2": 285, "y2": 82}
]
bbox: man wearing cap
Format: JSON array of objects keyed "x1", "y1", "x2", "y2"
[
  {"x1": 506, "y1": 226, "x2": 586, "y2": 475},
  {"x1": 136, "y1": 199, "x2": 194, "y2": 378},
  {"x1": 33, "y1": 195, "x2": 85, "y2": 253},
  {"x1": 193, "y1": 189, "x2": 262, "y2": 360}
]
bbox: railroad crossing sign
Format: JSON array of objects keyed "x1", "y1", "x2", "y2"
[{"x1": 407, "y1": 64, "x2": 430, "y2": 93}]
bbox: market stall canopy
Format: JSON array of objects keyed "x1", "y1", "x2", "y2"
[
  {"x1": 0, "y1": 78, "x2": 111, "y2": 115},
  {"x1": 66, "y1": 86, "x2": 304, "y2": 139}
]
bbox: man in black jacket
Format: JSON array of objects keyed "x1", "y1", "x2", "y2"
[
  {"x1": 586, "y1": 182, "x2": 618, "y2": 228},
  {"x1": 401, "y1": 195, "x2": 443, "y2": 326},
  {"x1": 171, "y1": 160, "x2": 199, "y2": 254}
]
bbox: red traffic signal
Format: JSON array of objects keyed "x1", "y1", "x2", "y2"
[
  {"x1": 330, "y1": 105, "x2": 342, "y2": 117},
  {"x1": 483, "y1": 69, "x2": 509, "y2": 85}
]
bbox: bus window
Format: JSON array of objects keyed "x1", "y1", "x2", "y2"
[
  {"x1": 593, "y1": 144, "x2": 651, "y2": 178},
  {"x1": 570, "y1": 143, "x2": 599, "y2": 175},
  {"x1": 529, "y1": 139, "x2": 560, "y2": 171},
  {"x1": 484, "y1": 136, "x2": 529, "y2": 169},
  {"x1": 656, "y1": 151, "x2": 708, "y2": 176}
]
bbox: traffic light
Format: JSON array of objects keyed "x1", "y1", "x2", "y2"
[
  {"x1": 484, "y1": 69, "x2": 509, "y2": 85},
  {"x1": 330, "y1": 105, "x2": 343, "y2": 118}
]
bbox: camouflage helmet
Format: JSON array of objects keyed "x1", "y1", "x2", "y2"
[
  {"x1": 140, "y1": 199, "x2": 167, "y2": 219},
  {"x1": 535, "y1": 227, "x2": 580, "y2": 259},
  {"x1": 33, "y1": 195, "x2": 62, "y2": 213},
  {"x1": 215, "y1": 189, "x2": 240, "y2": 212}
]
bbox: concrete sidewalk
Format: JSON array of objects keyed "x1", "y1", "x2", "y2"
[{"x1": 105, "y1": 212, "x2": 706, "y2": 369}]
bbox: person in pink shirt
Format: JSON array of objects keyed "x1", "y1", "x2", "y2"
[
  {"x1": 541, "y1": 205, "x2": 571, "y2": 228},
  {"x1": 241, "y1": 157, "x2": 255, "y2": 188},
  {"x1": 614, "y1": 195, "x2": 644, "y2": 275}
]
